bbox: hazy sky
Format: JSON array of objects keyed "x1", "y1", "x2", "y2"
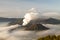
[{"x1": 0, "y1": 0, "x2": 60, "y2": 18}]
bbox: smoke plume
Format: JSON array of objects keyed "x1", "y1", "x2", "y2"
[
  {"x1": 22, "y1": 8, "x2": 39, "y2": 26},
  {"x1": 22, "y1": 8, "x2": 60, "y2": 26}
]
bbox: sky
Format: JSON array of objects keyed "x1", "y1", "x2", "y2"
[{"x1": 0, "y1": 0, "x2": 60, "y2": 18}]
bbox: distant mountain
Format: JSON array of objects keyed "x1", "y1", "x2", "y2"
[
  {"x1": 41, "y1": 18, "x2": 60, "y2": 24},
  {"x1": 0, "y1": 17, "x2": 23, "y2": 25},
  {"x1": 8, "y1": 18, "x2": 23, "y2": 25},
  {"x1": 0, "y1": 17, "x2": 18, "y2": 22}
]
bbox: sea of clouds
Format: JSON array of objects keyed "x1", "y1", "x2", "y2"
[{"x1": 0, "y1": 8, "x2": 60, "y2": 40}]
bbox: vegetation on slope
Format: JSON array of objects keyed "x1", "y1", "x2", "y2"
[{"x1": 38, "y1": 35, "x2": 60, "y2": 40}]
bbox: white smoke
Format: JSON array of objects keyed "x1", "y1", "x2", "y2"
[
  {"x1": 22, "y1": 8, "x2": 40, "y2": 26},
  {"x1": 22, "y1": 8, "x2": 60, "y2": 26}
]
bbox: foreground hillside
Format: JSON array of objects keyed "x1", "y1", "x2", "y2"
[{"x1": 38, "y1": 35, "x2": 60, "y2": 40}]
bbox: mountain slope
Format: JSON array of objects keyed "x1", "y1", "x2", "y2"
[{"x1": 25, "y1": 24, "x2": 49, "y2": 31}]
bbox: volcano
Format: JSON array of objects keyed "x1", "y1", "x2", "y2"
[{"x1": 25, "y1": 24, "x2": 49, "y2": 31}]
